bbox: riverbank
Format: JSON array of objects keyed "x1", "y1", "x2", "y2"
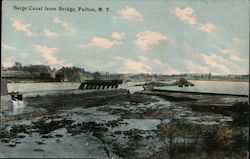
[{"x1": 138, "y1": 89, "x2": 248, "y2": 115}]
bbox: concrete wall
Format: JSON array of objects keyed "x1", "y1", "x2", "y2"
[
  {"x1": 1, "y1": 79, "x2": 13, "y2": 111},
  {"x1": 1, "y1": 95, "x2": 13, "y2": 111},
  {"x1": 1, "y1": 79, "x2": 9, "y2": 95},
  {"x1": 7, "y1": 82, "x2": 81, "y2": 93},
  {"x1": 23, "y1": 89, "x2": 130, "y2": 110}
]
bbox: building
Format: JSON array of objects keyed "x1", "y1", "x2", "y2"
[{"x1": 55, "y1": 71, "x2": 64, "y2": 82}]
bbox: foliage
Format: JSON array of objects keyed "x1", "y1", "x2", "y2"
[
  {"x1": 3, "y1": 62, "x2": 105, "y2": 82},
  {"x1": 22, "y1": 65, "x2": 51, "y2": 73},
  {"x1": 231, "y1": 102, "x2": 249, "y2": 113},
  {"x1": 58, "y1": 66, "x2": 85, "y2": 82},
  {"x1": 231, "y1": 102, "x2": 249, "y2": 127},
  {"x1": 157, "y1": 120, "x2": 201, "y2": 159},
  {"x1": 231, "y1": 128, "x2": 249, "y2": 153},
  {"x1": 201, "y1": 125, "x2": 248, "y2": 158},
  {"x1": 156, "y1": 120, "x2": 248, "y2": 159},
  {"x1": 7, "y1": 62, "x2": 51, "y2": 73},
  {"x1": 93, "y1": 71, "x2": 101, "y2": 80}
]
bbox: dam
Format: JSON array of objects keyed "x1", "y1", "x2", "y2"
[{"x1": 1, "y1": 80, "x2": 127, "y2": 113}]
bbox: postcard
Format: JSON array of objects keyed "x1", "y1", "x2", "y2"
[{"x1": 1, "y1": 0, "x2": 249, "y2": 158}]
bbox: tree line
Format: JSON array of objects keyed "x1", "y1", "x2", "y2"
[{"x1": 1, "y1": 62, "x2": 102, "y2": 82}]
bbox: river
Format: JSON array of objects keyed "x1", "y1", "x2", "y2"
[
  {"x1": 155, "y1": 80, "x2": 249, "y2": 95},
  {"x1": 6, "y1": 80, "x2": 248, "y2": 95}
]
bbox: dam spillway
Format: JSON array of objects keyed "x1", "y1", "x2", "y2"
[{"x1": 1, "y1": 80, "x2": 127, "y2": 112}]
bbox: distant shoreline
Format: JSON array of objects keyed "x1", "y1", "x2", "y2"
[{"x1": 190, "y1": 79, "x2": 249, "y2": 83}]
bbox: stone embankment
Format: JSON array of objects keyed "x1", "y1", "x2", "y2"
[
  {"x1": 1, "y1": 79, "x2": 13, "y2": 111},
  {"x1": 139, "y1": 89, "x2": 249, "y2": 114},
  {"x1": 23, "y1": 89, "x2": 130, "y2": 110},
  {"x1": 1, "y1": 95, "x2": 13, "y2": 112}
]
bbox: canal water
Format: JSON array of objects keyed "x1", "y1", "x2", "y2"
[
  {"x1": 156, "y1": 80, "x2": 249, "y2": 95},
  {"x1": 4, "y1": 80, "x2": 248, "y2": 115},
  {"x1": 6, "y1": 80, "x2": 249, "y2": 95}
]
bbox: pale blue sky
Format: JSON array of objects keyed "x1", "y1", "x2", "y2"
[{"x1": 2, "y1": 0, "x2": 249, "y2": 75}]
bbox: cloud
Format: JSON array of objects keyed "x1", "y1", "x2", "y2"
[
  {"x1": 117, "y1": 6, "x2": 143, "y2": 21},
  {"x1": 10, "y1": 17, "x2": 33, "y2": 36},
  {"x1": 20, "y1": 52, "x2": 28, "y2": 59},
  {"x1": 164, "y1": 64, "x2": 180, "y2": 75},
  {"x1": 77, "y1": 32, "x2": 124, "y2": 49},
  {"x1": 173, "y1": 7, "x2": 219, "y2": 33},
  {"x1": 53, "y1": 16, "x2": 74, "y2": 33},
  {"x1": 185, "y1": 61, "x2": 208, "y2": 73},
  {"x1": 174, "y1": 7, "x2": 197, "y2": 25},
  {"x1": 111, "y1": 32, "x2": 124, "y2": 41},
  {"x1": 114, "y1": 56, "x2": 152, "y2": 73},
  {"x1": 212, "y1": 45, "x2": 244, "y2": 62},
  {"x1": 151, "y1": 59, "x2": 180, "y2": 74},
  {"x1": 113, "y1": 56, "x2": 180, "y2": 74},
  {"x1": 2, "y1": 43, "x2": 16, "y2": 50},
  {"x1": 135, "y1": 31, "x2": 168, "y2": 51},
  {"x1": 219, "y1": 49, "x2": 243, "y2": 62},
  {"x1": 2, "y1": 57, "x2": 15, "y2": 68},
  {"x1": 200, "y1": 22, "x2": 219, "y2": 33},
  {"x1": 83, "y1": 60, "x2": 115, "y2": 71},
  {"x1": 138, "y1": 56, "x2": 149, "y2": 62},
  {"x1": 35, "y1": 61, "x2": 43, "y2": 65},
  {"x1": 44, "y1": 29, "x2": 58, "y2": 37},
  {"x1": 34, "y1": 44, "x2": 71, "y2": 67},
  {"x1": 232, "y1": 37, "x2": 246, "y2": 46},
  {"x1": 202, "y1": 54, "x2": 231, "y2": 74},
  {"x1": 153, "y1": 59, "x2": 162, "y2": 65}
]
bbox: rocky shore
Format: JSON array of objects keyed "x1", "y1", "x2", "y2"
[{"x1": 138, "y1": 89, "x2": 248, "y2": 115}]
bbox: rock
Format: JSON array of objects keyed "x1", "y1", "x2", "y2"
[
  {"x1": 55, "y1": 134, "x2": 63, "y2": 138},
  {"x1": 8, "y1": 144, "x2": 16, "y2": 147},
  {"x1": 114, "y1": 131, "x2": 121, "y2": 135},
  {"x1": 41, "y1": 134, "x2": 53, "y2": 139},
  {"x1": 33, "y1": 149, "x2": 44, "y2": 152},
  {"x1": 110, "y1": 134, "x2": 115, "y2": 137},
  {"x1": 17, "y1": 135, "x2": 26, "y2": 138},
  {"x1": 146, "y1": 135, "x2": 152, "y2": 139},
  {"x1": 15, "y1": 141, "x2": 21, "y2": 144},
  {"x1": 1, "y1": 139, "x2": 10, "y2": 143},
  {"x1": 35, "y1": 141, "x2": 45, "y2": 145}
]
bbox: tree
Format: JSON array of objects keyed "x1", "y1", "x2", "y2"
[
  {"x1": 22, "y1": 64, "x2": 51, "y2": 73},
  {"x1": 157, "y1": 121, "x2": 183, "y2": 159},
  {"x1": 10, "y1": 62, "x2": 22, "y2": 71},
  {"x1": 93, "y1": 71, "x2": 101, "y2": 80},
  {"x1": 58, "y1": 66, "x2": 83, "y2": 82}
]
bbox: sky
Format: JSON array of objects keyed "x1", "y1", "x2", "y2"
[{"x1": 2, "y1": 0, "x2": 249, "y2": 75}]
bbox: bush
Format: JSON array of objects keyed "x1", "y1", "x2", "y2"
[
  {"x1": 231, "y1": 102, "x2": 249, "y2": 127},
  {"x1": 231, "y1": 102, "x2": 248, "y2": 113}
]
